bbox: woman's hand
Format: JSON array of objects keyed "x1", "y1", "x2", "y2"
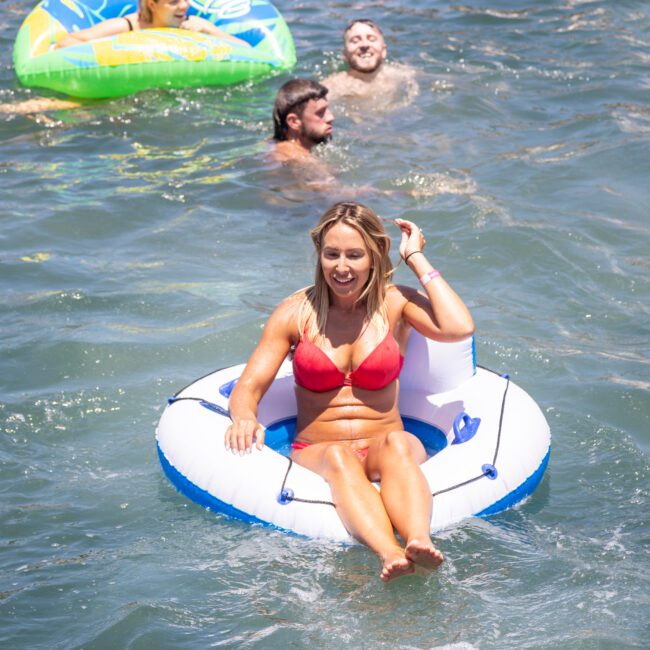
[
  {"x1": 180, "y1": 16, "x2": 211, "y2": 33},
  {"x1": 394, "y1": 218, "x2": 426, "y2": 263},
  {"x1": 224, "y1": 418, "x2": 265, "y2": 455}
]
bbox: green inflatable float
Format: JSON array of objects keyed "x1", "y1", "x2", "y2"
[{"x1": 13, "y1": 0, "x2": 296, "y2": 98}]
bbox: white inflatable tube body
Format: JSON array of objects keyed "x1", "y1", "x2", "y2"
[{"x1": 155, "y1": 333, "x2": 551, "y2": 542}]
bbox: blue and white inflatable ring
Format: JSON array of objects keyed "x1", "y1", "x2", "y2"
[{"x1": 155, "y1": 333, "x2": 551, "y2": 542}]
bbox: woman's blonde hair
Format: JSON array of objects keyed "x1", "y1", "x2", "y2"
[{"x1": 298, "y1": 202, "x2": 394, "y2": 342}]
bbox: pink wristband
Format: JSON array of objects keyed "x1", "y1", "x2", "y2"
[{"x1": 419, "y1": 269, "x2": 440, "y2": 286}]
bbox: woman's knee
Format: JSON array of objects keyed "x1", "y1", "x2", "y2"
[
  {"x1": 321, "y1": 443, "x2": 362, "y2": 477},
  {"x1": 382, "y1": 430, "x2": 426, "y2": 463}
]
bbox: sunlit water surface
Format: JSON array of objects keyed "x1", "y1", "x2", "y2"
[{"x1": 1, "y1": 1, "x2": 649, "y2": 648}]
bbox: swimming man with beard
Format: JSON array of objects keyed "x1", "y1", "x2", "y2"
[
  {"x1": 270, "y1": 78, "x2": 381, "y2": 197},
  {"x1": 272, "y1": 78, "x2": 335, "y2": 164},
  {"x1": 323, "y1": 19, "x2": 419, "y2": 108}
]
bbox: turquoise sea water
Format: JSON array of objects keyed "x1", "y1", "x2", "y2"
[{"x1": 1, "y1": 1, "x2": 649, "y2": 648}]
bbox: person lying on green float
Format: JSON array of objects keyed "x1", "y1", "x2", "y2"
[
  {"x1": 1, "y1": 0, "x2": 249, "y2": 115},
  {"x1": 55, "y1": 0, "x2": 249, "y2": 49}
]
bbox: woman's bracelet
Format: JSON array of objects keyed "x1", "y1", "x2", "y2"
[
  {"x1": 419, "y1": 269, "x2": 441, "y2": 287},
  {"x1": 404, "y1": 250, "x2": 424, "y2": 264}
]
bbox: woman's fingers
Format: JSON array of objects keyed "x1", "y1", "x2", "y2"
[
  {"x1": 396, "y1": 218, "x2": 425, "y2": 259},
  {"x1": 225, "y1": 420, "x2": 264, "y2": 454},
  {"x1": 255, "y1": 426, "x2": 265, "y2": 450},
  {"x1": 399, "y1": 228, "x2": 410, "y2": 258}
]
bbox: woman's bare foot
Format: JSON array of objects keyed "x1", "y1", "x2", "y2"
[
  {"x1": 405, "y1": 539, "x2": 444, "y2": 571},
  {"x1": 380, "y1": 551, "x2": 414, "y2": 582}
]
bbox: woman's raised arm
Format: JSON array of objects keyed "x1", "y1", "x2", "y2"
[{"x1": 394, "y1": 218, "x2": 474, "y2": 341}]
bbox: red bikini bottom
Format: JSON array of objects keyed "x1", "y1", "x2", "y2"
[{"x1": 291, "y1": 440, "x2": 369, "y2": 461}]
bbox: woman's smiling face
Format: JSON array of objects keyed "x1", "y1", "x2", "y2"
[
  {"x1": 148, "y1": 0, "x2": 189, "y2": 28},
  {"x1": 320, "y1": 222, "x2": 372, "y2": 303}
]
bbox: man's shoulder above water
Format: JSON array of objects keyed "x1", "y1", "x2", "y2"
[
  {"x1": 323, "y1": 63, "x2": 418, "y2": 101},
  {"x1": 273, "y1": 140, "x2": 317, "y2": 163}
]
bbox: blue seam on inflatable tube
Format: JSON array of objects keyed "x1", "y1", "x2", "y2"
[
  {"x1": 475, "y1": 446, "x2": 551, "y2": 517},
  {"x1": 157, "y1": 444, "x2": 330, "y2": 541},
  {"x1": 471, "y1": 336, "x2": 477, "y2": 372}
]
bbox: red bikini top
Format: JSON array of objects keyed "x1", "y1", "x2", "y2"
[{"x1": 293, "y1": 329, "x2": 404, "y2": 392}]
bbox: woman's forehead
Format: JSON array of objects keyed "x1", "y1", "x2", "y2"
[{"x1": 322, "y1": 222, "x2": 367, "y2": 246}]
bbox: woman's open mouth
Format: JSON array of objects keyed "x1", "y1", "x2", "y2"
[{"x1": 332, "y1": 275, "x2": 354, "y2": 286}]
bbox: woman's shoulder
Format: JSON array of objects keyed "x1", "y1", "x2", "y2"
[
  {"x1": 386, "y1": 283, "x2": 418, "y2": 303},
  {"x1": 386, "y1": 283, "x2": 425, "y2": 319},
  {"x1": 97, "y1": 12, "x2": 140, "y2": 33},
  {"x1": 284, "y1": 286, "x2": 311, "y2": 308},
  {"x1": 269, "y1": 288, "x2": 310, "y2": 328}
]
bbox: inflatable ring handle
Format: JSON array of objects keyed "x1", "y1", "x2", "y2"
[
  {"x1": 482, "y1": 463, "x2": 498, "y2": 480},
  {"x1": 452, "y1": 412, "x2": 481, "y2": 445},
  {"x1": 277, "y1": 488, "x2": 294, "y2": 505},
  {"x1": 219, "y1": 378, "x2": 238, "y2": 398}
]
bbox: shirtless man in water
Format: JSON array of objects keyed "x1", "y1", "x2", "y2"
[
  {"x1": 270, "y1": 78, "x2": 338, "y2": 191},
  {"x1": 272, "y1": 78, "x2": 335, "y2": 163},
  {"x1": 323, "y1": 19, "x2": 419, "y2": 108}
]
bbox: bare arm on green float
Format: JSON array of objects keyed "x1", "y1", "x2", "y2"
[
  {"x1": 54, "y1": 15, "x2": 138, "y2": 49},
  {"x1": 54, "y1": 11, "x2": 250, "y2": 49},
  {"x1": 224, "y1": 296, "x2": 298, "y2": 454},
  {"x1": 179, "y1": 16, "x2": 251, "y2": 46}
]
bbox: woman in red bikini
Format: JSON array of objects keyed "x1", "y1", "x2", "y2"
[
  {"x1": 225, "y1": 201, "x2": 474, "y2": 582},
  {"x1": 54, "y1": 0, "x2": 249, "y2": 49}
]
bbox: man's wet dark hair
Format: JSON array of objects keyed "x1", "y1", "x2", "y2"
[
  {"x1": 344, "y1": 18, "x2": 384, "y2": 38},
  {"x1": 272, "y1": 79, "x2": 329, "y2": 142}
]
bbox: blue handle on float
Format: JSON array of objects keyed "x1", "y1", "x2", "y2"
[
  {"x1": 199, "y1": 399, "x2": 231, "y2": 418},
  {"x1": 451, "y1": 412, "x2": 481, "y2": 444},
  {"x1": 482, "y1": 463, "x2": 498, "y2": 480},
  {"x1": 219, "y1": 378, "x2": 238, "y2": 399},
  {"x1": 277, "y1": 488, "x2": 294, "y2": 505}
]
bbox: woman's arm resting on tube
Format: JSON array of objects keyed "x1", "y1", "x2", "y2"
[
  {"x1": 225, "y1": 296, "x2": 298, "y2": 454},
  {"x1": 54, "y1": 16, "x2": 134, "y2": 49},
  {"x1": 180, "y1": 16, "x2": 251, "y2": 46}
]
